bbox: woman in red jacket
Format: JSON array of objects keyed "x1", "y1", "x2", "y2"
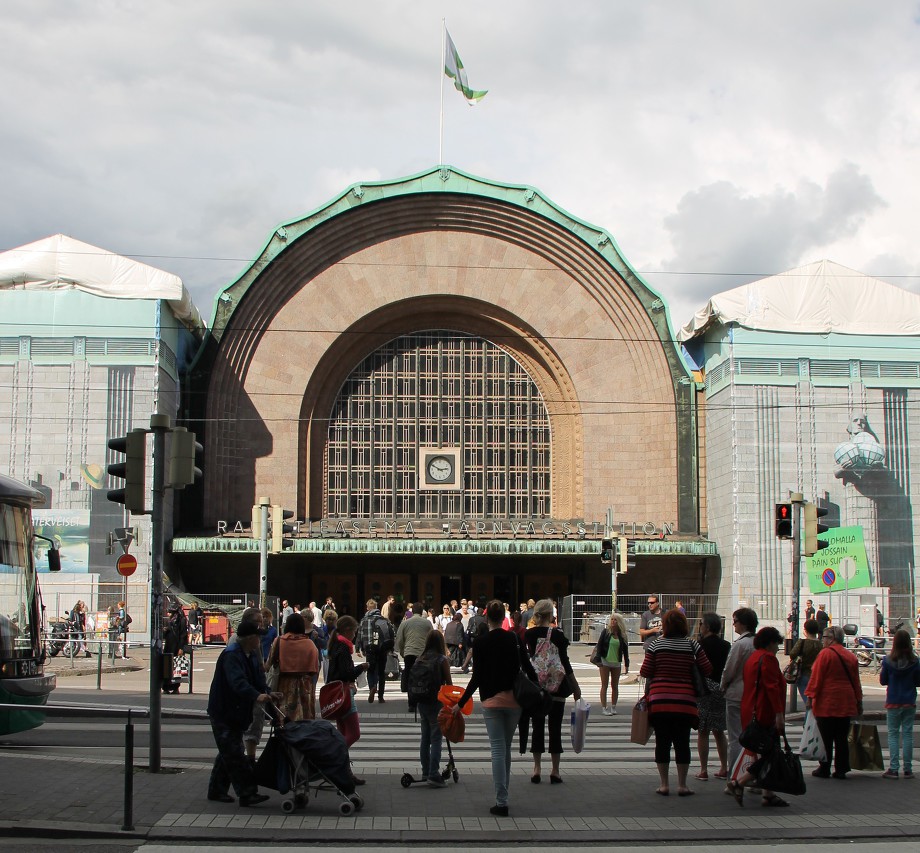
[
  {"x1": 728, "y1": 626, "x2": 787, "y2": 807},
  {"x1": 805, "y1": 625, "x2": 863, "y2": 779}
]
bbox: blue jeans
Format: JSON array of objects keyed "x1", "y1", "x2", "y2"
[
  {"x1": 482, "y1": 706, "x2": 521, "y2": 807},
  {"x1": 417, "y1": 700, "x2": 443, "y2": 779},
  {"x1": 887, "y1": 706, "x2": 915, "y2": 772},
  {"x1": 796, "y1": 672, "x2": 811, "y2": 706}
]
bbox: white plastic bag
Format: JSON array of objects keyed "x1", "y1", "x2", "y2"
[
  {"x1": 798, "y1": 710, "x2": 826, "y2": 762},
  {"x1": 356, "y1": 669, "x2": 368, "y2": 689},
  {"x1": 569, "y1": 697, "x2": 590, "y2": 753}
]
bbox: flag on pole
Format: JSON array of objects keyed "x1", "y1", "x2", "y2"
[{"x1": 444, "y1": 30, "x2": 487, "y2": 105}]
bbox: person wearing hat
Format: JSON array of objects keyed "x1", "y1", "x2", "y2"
[{"x1": 207, "y1": 619, "x2": 282, "y2": 806}]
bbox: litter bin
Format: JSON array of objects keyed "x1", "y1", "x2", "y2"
[{"x1": 203, "y1": 612, "x2": 230, "y2": 644}]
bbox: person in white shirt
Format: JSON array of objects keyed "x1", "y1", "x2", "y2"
[
  {"x1": 309, "y1": 601, "x2": 323, "y2": 626},
  {"x1": 435, "y1": 605, "x2": 453, "y2": 632}
]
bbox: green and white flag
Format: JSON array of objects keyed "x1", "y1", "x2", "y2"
[{"x1": 444, "y1": 30, "x2": 487, "y2": 105}]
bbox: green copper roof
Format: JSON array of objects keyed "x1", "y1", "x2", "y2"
[{"x1": 204, "y1": 165, "x2": 681, "y2": 349}]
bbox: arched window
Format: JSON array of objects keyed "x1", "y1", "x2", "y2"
[{"x1": 326, "y1": 332, "x2": 551, "y2": 518}]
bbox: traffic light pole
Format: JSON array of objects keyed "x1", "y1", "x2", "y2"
[
  {"x1": 789, "y1": 491, "x2": 804, "y2": 714},
  {"x1": 606, "y1": 507, "x2": 616, "y2": 613},
  {"x1": 258, "y1": 498, "x2": 270, "y2": 609},
  {"x1": 148, "y1": 413, "x2": 170, "y2": 773}
]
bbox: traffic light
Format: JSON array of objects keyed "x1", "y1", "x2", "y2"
[
  {"x1": 168, "y1": 427, "x2": 203, "y2": 489},
  {"x1": 600, "y1": 539, "x2": 613, "y2": 564},
  {"x1": 618, "y1": 535, "x2": 632, "y2": 574},
  {"x1": 803, "y1": 502, "x2": 830, "y2": 556},
  {"x1": 775, "y1": 502, "x2": 793, "y2": 539},
  {"x1": 107, "y1": 429, "x2": 147, "y2": 513},
  {"x1": 252, "y1": 504, "x2": 264, "y2": 542},
  {"x1": 271, "y1": 505, "x2": 295, "y2": 553}
]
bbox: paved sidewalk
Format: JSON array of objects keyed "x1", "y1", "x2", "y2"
[{"x1": 5, "y1": 646, "x2": 913, "y2": 844}]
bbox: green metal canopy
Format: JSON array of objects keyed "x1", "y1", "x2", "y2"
[{"x1": 171, "y1": 536, "x2": 718, "y2": 557}]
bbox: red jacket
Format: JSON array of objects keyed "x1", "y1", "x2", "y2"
[
  {"x1": 741, "y1": 649, "x2": 785, "y2": 728},
  {"x1": 805, "y1": 645, "x2": 862, "y2": 717}
]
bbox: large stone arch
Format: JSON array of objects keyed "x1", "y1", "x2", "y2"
[
  {"x1": 195, "y1": 167, "x2": 696, "y2": 531},
  {"x1": 297, "y1": 294, "x2": 582, "y2": 520}
]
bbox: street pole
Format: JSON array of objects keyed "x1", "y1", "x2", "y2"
[
  {"x1": 148, "y1": 413, "x2": 170, "y2": 773},
  {"x1": 789, "y1": 491, "x2": 804, "y2": 714},
  {"x1": 259, "y1": 497, "x2": 270, "y2": 609},
  {"x1": 606, "y1": 507, "x2": 615, "y2": 613}
]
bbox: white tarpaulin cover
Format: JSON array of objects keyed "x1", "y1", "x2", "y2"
[
  {"x1": 678, "y1": 259, "x2": 920, "y2": 341},
  {"x1": 0, "y1": 233, "x2": 204, "y2": 332}
]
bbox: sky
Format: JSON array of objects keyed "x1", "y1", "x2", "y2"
[{"x1": 2, "y1": 1, "x2": 919, "y2": 334}]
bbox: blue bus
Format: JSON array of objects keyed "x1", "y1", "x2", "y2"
[{"x1": 0, "y1": 473, "x2": 59, "y2": 734}]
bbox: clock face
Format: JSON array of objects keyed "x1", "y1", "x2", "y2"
[{"x1": 427, "y1": 455, "x2": 454, "y2": 483}]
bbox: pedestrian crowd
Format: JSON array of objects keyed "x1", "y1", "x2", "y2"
[{"x1": 200, "y1": 594, "x2": 916, "y2": 819}]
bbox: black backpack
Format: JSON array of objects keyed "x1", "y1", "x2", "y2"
[
  {"x1": 467, "y1": 613, "x2": 488, "y2": 645},
  {"x1": 407, "y1": 654, "x2": 442, "y2": 705}
]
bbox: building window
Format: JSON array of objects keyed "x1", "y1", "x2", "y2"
[{"x1": 326, "y1": 332, "x2": 551, "y2": 518}]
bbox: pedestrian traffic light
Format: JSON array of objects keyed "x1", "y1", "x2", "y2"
[
  {"x1": 251, "y1": 504, "x2": 264, "y2": 542},
  {"x1": 775, "y1": 502, "x2": 793, "y2": 539},
  {"x1": 803, "y1": 502, "x2": 830, "y2": 556},
  {"x1": 600, "y1": 539, "x2": 613, "y2": 564},
  {"x1": 618, "y1": 536, "x2": 632, "y2": 574},
  {"x1": 107, "y1": 429, "x2": 147, "y2": 514},
  {"x1": 271, "y1": 505, "x2": 295, "y2": 553},
  {"x1": 168, "y1": 427, "x2": 203, "y2": 489}
]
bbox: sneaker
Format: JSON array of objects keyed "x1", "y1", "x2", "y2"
[
  {"x1": 904, "y1": 771, "x2": 914, "y2": 779},
  {"x1": 427, "y1": 776, "x2": 447, "y2": 788},
  {"x1": 602, "y1": 706, "x2": 614, "y2": 716},
  {"x1": 610, "y1": 707, "x2": 618, "y2": 715},
  {"x1": 882, "y1": 769, "x2": 899, "y2": 779}
]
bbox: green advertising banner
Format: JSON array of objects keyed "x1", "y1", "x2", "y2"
[{"x1": 806, "y1": 525, "x2": 872, "y2": 593}]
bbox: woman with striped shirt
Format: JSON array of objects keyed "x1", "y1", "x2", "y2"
[{"x1": 640, "y1": 609, "x2": 712, "y2": 796}]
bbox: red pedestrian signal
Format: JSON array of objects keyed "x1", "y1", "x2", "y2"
[{"x1": 775, "y1": 503, "x2": 793, "y2": 539}]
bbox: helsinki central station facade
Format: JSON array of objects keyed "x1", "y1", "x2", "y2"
[
  {"x1": 172, "y1": 166, "x2": 713, "y2": 614},
  {"x1": 3, "y1": 165, "x2": 918, "y2": 624}
]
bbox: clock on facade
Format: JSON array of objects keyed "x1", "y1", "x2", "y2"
[
  {"x1": 427, "y1": 455, "x2": 454, "y2": 482},
  {"x1": 419, "y1": 448, "x2": 460, "y2": 489}
]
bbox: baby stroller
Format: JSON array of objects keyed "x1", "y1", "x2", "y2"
[{"x1": 255, "y1": 712, "x2": 365, "y2": 815}]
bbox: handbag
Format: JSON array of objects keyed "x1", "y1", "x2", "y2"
[
  {"x1": 319, "y1": 680, "x2": 349, "y2": 721},
  {"x1": 385, "y1": 651, "x2": 400, "y2": 680},
  {"x1": 691, "y1": 663, "x2": 711, "y2": 697},
  {"x1": 797, "y1": 710, "x2": 826, "y2": 762},
  {"x1": 629, "y1": 694, "x2": 651, "y2": 745},
  {"x1": 589, "y1": 648, "x2": 602, "y2": 666},
  {"x1": 752, "y1": 734, "x2": 807, "y2": 796},
  {"x1": 569, "y1": 697, "x2": 590, "y2": 753},
  {"x1": 848, "y1": 722, "x2": 884, "y2": 771},
  {"x1": 513, "y1": 668, "x2": 553, "y2": 716},
  {"x1": 782, "y1": 657, "x2": 801, "y2": 685}
]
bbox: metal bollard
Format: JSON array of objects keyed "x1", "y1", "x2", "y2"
[
  {"x1": 188, "y1": 646, "x2": 194, "y2": 694},
  {"x1": 96, "y1": 645, "x2": 103, "y2": 690},
  {"x1": 123, "y1": 709, "x2": 134, "y2": 831}
]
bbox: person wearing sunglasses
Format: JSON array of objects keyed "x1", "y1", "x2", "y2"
[{"x1": 640, "y1": 596, "x2": 664, "y2": 650}]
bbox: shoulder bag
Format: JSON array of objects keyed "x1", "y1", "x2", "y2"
[
  {"x1": 513, "y1": 668, "x2": 553, "y2": 716},
  {"x1": 630, "y1": 681, "x2": 651, "y2": 745},
  {"x1": 690, "y1": 641, "x2": 711, "y2": 697},
  {"x1": 782, "y1": 657, "x2": 801, "y2": 684},
  {"x1": 319, "y1": 680, "x2": 349, "y2": 721},
  {"x1": 738, "y1": 658, "x2": 777, "y2": 754}
]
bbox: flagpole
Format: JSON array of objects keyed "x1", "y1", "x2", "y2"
[{"x1": 439, "y1": 18, "x2": 446, "y2": 165}]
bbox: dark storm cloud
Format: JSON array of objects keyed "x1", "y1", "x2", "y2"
[{"x1": 659, "y1": 164, "x2": 886, "y2": 322}]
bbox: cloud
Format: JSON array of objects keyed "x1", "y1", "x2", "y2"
[{"x1": 657, "y1": 163, "x2": 885, "y2": 324}]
